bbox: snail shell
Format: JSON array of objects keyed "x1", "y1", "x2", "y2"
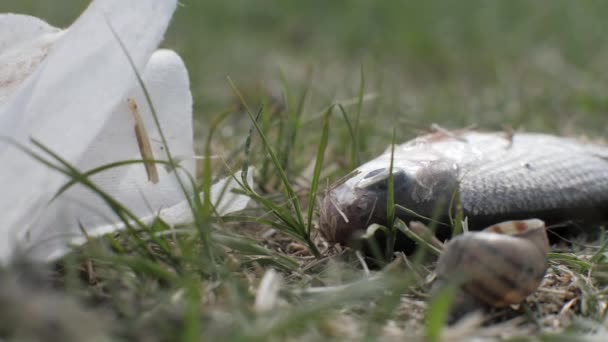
[{"x1": 434, "y1": 219, "x2": 549, "y2": 308}]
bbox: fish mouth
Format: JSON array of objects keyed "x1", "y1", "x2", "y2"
[
  {"x1": 319, "y1": 168, "x2": 408, "y2": 245},
  {"x1": 318, "y1": 166, "x2": 454, "y2": 246},
  {"x1": 319, "y1": 187, "x2": 381, "y2": 246}
]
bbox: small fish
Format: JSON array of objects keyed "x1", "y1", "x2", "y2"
[{"x1": 319, "y1": 131, "x2": 608, "y2": 246}]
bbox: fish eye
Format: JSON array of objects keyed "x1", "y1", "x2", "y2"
[{"x1": 372, "y1": 182, "x2": 388, "y2": 191}]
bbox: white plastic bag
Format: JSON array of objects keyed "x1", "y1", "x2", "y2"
[{"x1": 0, "y1": 0, "x2": 251, "y2": 262}]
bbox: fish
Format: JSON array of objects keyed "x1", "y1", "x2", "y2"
[{"x1": 319, "y1": 131, "x2": 608, "y2": 246}]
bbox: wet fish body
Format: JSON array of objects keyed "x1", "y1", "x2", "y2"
[{"x1": 320, "y1": 131, "x2": 608, "y2": 245}]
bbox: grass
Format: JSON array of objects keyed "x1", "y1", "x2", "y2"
[{"x1": 2, "y1": 0, "x2": 608, "y2": 341}]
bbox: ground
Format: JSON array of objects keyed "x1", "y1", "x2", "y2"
[{"x1": 1, "y1": 1, "x2": 608, "y2": 341}]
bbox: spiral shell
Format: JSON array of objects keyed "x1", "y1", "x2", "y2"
[{"x1": 434, "y1": 219, "x2": 549, "y2": 308}]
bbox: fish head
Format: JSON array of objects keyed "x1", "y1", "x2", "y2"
[{"x1": 319, "y1": 155, "x2": 460, "y2": 246}]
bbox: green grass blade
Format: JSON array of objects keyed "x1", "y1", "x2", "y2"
[
  {"x1": 182, "y1": 278, "x2": 203, "y2": 342},
  {"x1": 278, "y1": 69, "x2": 295, "y2": 172},
  {"x1": 394, "y1": 219, "x2": 442, "y2": 256},
  {"x1": 448, "y1": 186, "x2": 465, "y2": 236},
  {"x1": 52, "y1": 159, "x2": 179, "y2": 200},
  {"x1": 590, "y1": 234, "x2": 608, "y2": 264},
  {"x1": 306, "y1": 105, "x2": 332, "y2": 237},
  {"x1": 283, "y1": 66, "x2": 313, "y2": 174},
  {"x1": 549, "y1": 252, "x2": 592, "y2": 272},
  {"x1": 394, "y1": 204, "x2": 451, "y2": 228},
  {"x1": 384, "y1": 127, "x2": 397, "y2": 261},
  {"x1": 353, "y1": 64, "x2": 365, "y2": 166},
  {"x1": 425, "y1": 285, "x2": 457, "y2": 342},
  {"x1": 337, "y1": 104, "x2": 359, "y2": 170}
]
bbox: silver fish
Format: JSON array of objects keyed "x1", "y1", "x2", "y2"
[{"x1": 319, "y1": 131, "x2": 608, "y2": 246}]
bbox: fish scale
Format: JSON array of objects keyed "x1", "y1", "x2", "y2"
[
  {"x1": 320, "y1": 131, "x2": 608, "y2": 246},
  {"x1": 460, "y1": 135, "x2": 608, "y2": 218}
]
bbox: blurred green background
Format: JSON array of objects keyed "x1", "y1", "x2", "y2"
[{"x1": 3, "y1": 0, "x2": 608, "y2": 149}]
